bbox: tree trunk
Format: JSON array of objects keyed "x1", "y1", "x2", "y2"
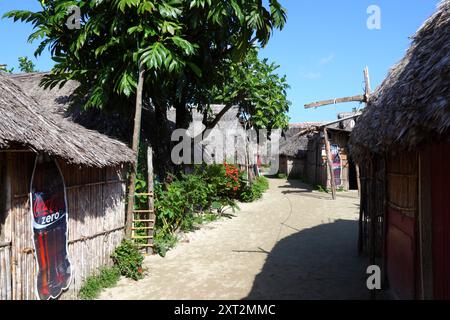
[
  {"x1": 152, "y1": 100, "x2": 172, "y2": 178},
  {"x1": 125, "y1": 64, "x2": 145, "y2": 239},
  {"x1": 175, "y1": 101, "x2": 191, "y2": 130}
]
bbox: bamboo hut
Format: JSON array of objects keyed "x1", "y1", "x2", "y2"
[
  {"x1": 350, "y1": 0, "x2": 450, "y2": 299},
  {"x1": 0, "y1": 73, "x2": 134, "y2": 300},
  {"x1": 279, "y1": 123, "x2": 319, "y2": 179},
  {"x1": 279, "y1": 114, "x2": 358, "y2": 191}
]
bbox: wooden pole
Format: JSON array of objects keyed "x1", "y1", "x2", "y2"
[
  {"x1": 146, "y1": 146, "x2": 155, "y2": 254},
  {"x1": 323, "y1": 127, "x2": 337, "y2": 200},
  {"x1": 305, "y1": 95, "x2": 365, "y2": 109},
  {"x1": 356, "y1": 164, "x2": 361, "y2": 196},
  {"x1": 125, "y1": 63, "x2": 145, "y2": 239},
  {"x1": 364, "y1": 66, "x2": 371, "y2": 101}
]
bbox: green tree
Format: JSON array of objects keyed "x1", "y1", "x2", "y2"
[
  {"x1": 18, "y1": 56, "x2": 38, "y2": 73},
  {"x1": 4, "y1": 0, "x2": 286, "y2": 114},
  {"x1": 204, "y1": 48, "x2": 290, "y2": 132},
  {"x1": 4, "y1": 0, "x2": 287, "y2": 171},
  {"x1": 0, "y1": 64, "x2": 14, "y2": 73}
]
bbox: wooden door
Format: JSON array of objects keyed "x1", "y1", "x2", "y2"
[
  {"x1": 386, "y1": 152, "x2": 418, "y2": 299},
  {"x1": 430, "y1": 140, "x2": 450, "y2": 299}
]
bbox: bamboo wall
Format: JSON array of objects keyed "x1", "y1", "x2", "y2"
[
  {"x1": 0, "y1": 151, "x2": 127, "y2": 300},
  {"x1": 385, "y1": 151, "x2": 419, "y2": 299},
  {"x1": 0, "y1": 151, "x2": 12, "y2": 300},
  {"x1": 305, "y1": 131, "x2": 351, "y2": 190},
  {"x1": 279, "y1": 155, "x2": 306, "y2": 179}
]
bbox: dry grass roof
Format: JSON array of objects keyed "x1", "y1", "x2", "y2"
[
  {"x1": 350, "y1": 0, "x2": 450, "y2": 160},
  {"x1": 279, "y1": 123, "x2": 319, "y2": 157},
  {"x1": 0, "y1": 72, "x2": 134, "y2": 167}
]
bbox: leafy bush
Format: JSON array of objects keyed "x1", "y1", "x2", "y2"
[
  {"x1": 153, "y1": 231, "x2": 178, "y2": 257},
  {"x1": 111, "y1": 240, "x2": 145, "y2": 281},
  {"x1": 239, "y1": 176, "x2": 269, "y2": 203},
  {"x1": 315, "y1": 185, "x2": 329, "y2": 193},
  {"x1": 79, "y1": 267, "x2": 120, "y2": 300},
  {"x1": 277, "y1": 173, "x2": 288, "y2": 179},
  {"x1": 153, "y1": 162, "x2": 268, "y2": 256}
]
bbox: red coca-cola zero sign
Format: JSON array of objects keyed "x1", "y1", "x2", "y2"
[{"x1": 30, "y1": 154, "x2": 72, "y2": 300}]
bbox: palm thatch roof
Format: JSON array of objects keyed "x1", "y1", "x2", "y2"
[
  {"x1": 0, "y1": 72, "x2": 134, "y2": 167},
  {"x1": 350, "y1": 0, "x2": 450, "y2": 161},
  {"x1": 279, "y1": 123, "x2": 323, "y2": 158},
  {"x1": 9, "y1": 72, "x2": 132, "y2": 141}
]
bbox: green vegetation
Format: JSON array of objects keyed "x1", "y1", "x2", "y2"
[
  {"x1": 315, "y1": 185, "x2": 328, "y2": 193},
  {"x1": 239, "y1": 176, "x2": 269, "y2": 203},
  {"x1": 0, "y1": 56, "x2": 38, "y2": 73},
  {"x1": 315, "y1": 185, "x2": 346, "y2": 193},
  {"x1": 5, "y1": 0, "x2": 289, "y2": 176},
  {"x1": 111, "y1": 240, "x2": 145, "y2": 281},
  {"x1": 79, "y1": 239, "x2": 145, "y2": 300},
  {"x1": 18, "y1": 56, "x2": 38, "y2": 73},
  {"x1": 79, "y1": 267, "x2": 121, "y2": 300},
  {"x1": 153, "y1": 163, "x2": 269, "y2": 256},
  {"x1": 276, "y1": 173, "x2": 288, "y2": 179}
]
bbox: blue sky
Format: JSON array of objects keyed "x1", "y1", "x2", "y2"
[{"x1": 0, "y1": 0, "x2": 441, "y2": 122}]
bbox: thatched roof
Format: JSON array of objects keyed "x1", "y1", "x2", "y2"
[
  {"x1": 350, "y1": 0, "x2": 450, "y2": 160},
  {"x1": 279, "y1": 123, "x2": 321, "y2": 158},
  {"x1": 9, "y1": 72, "x2": 132, "y2": 141},
  {"x1": 0, "y1": 73, "x2": 134, "y2": 167}
]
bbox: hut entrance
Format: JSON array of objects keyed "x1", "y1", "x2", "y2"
[
  {"x1": 348, "y1": 158, "x2": 358, "y2": 190},
  {"x1": 430, "y1": 140, "x2": 450, "y2": 299}
]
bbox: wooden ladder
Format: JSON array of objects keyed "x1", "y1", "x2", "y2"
[{"x1": 131, "y1": 148, "x2": 155, "y2": 253}]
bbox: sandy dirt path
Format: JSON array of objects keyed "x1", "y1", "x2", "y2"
[{"x1": 99, "y1": 178, "x2": 369, "y2": 300}]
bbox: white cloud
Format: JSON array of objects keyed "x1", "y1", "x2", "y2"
[
  {"x1": 319, "y1": 53, "x2": 335, "y2": 65},
  {"x1": 301, "y1": 72, "x2": 322, "y2": 80}
]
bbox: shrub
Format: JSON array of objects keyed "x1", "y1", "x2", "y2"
[
  {"x1": 153, "y1": 163, "x2": 268, "y2": 256},
  {"x1": 111, "y1": 239, "x2": 145, "y2": 281},
  {"x1": 153, "y1": 231, "x2": 178, "y2": 257},
  {"x1": 277, "y1": 173, "x2": 288, "y2": 179},
  {"x1": 79, "y1": 267, "x2": 120, "y2": 300},
  {"x1": 239, "y1": 176, "x2": 269, "y2": 202}
]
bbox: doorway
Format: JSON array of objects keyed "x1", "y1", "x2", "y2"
[
  {"x1": 348, "y1": 158, "x2": 358, "y2": 190},
  {"x1": 430, "y1": 140, "x2": 450, "y2": 299}
]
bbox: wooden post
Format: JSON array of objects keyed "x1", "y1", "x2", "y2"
[
  {"x1": 356, "y1": 164, "x2": 361, "y2": 196},
  {"x1": 125, "y1": 63, "x2": 145, "y2": 239},
  {"x1": 364, "y1": 66, "x2": 371, "y2": 101},
  {"x1": 146, "y1": 146, "x2": 155, "y2": 254},
  {"x1": 323, "y1": 128, "x2": 337, "y2": 200}
]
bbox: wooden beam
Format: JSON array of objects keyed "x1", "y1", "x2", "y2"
[
  {"x1": 304, "y1": 95, "x2": 365, "y2": 109},
  {"x1": 295, "y1": 113, "x2": 362, "y2": 138},
  {"x1": 364, "y1": 66, "x2": 371, "y2": 101},
  {"x1": 323, "y1": 128, "x2": 337, "y2": 200}
]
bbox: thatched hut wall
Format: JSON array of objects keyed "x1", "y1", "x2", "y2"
[
  {"x1": 303, "y1": 129, "x2": 353, "y2": 190},
  {"x1": 0, "y1": 151, "x2": 126, "y2": 300},
  {"x1": 350, "y1": 0, "x2": 450, "y2": 299}
]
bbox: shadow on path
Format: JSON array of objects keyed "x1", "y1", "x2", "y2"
[{"x1": 245, "y1": 219, "x2": 369, "y2": 300}]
